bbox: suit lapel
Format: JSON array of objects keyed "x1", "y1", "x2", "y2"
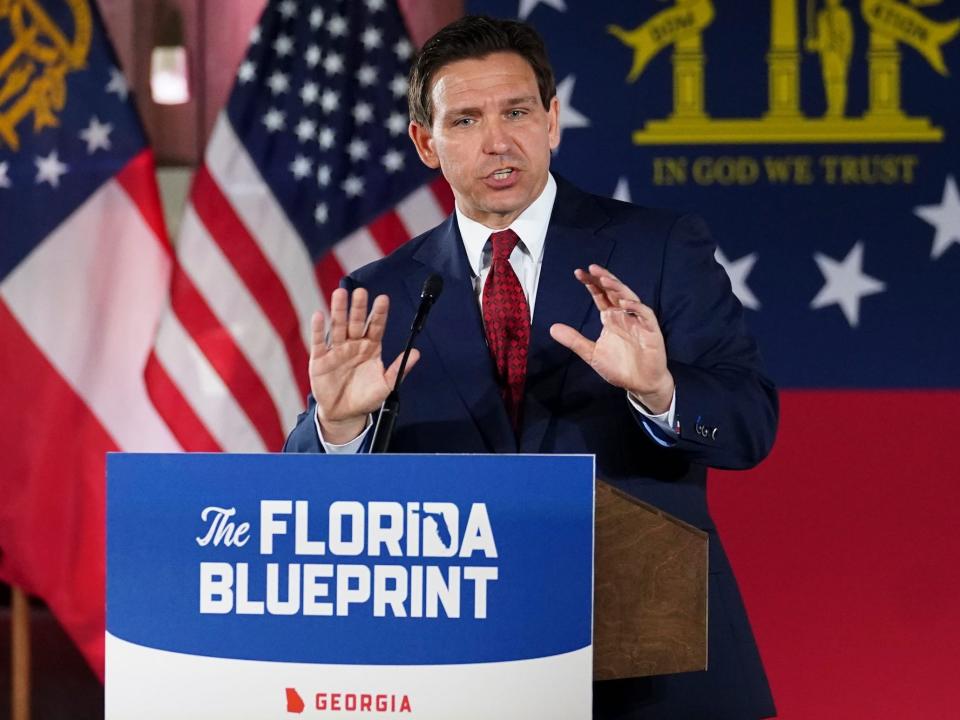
[
  {"x1": 520, "y1": 179, "x2": 614, "y2": 453},
  {"x1": 406, "y1": 216, "x2": 517, "y2": 453}
]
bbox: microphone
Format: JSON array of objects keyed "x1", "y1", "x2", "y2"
[{"x1": 369, "y1": 273, "x2": 443, "y2": 453}]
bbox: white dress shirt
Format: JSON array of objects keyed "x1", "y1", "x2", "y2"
[{"x1": 317, "y1": 173, "x2": 676, "y2": 451}]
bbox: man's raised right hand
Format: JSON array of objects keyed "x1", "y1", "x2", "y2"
[{"x1": 309, "y1": 287, "x2": 419, "y2": 444}]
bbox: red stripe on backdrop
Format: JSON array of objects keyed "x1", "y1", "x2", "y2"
[
  {"x1": 114, "y1": 149, "x2": 172, "y2": 257},
  {"x1": 0, "y1": 299, "x2": 110, "y2": 679},
  {"x1": 144, "y1": 350, "x2": 223, "y2": 452},
  {"x1": 368, "y1": 210, "x2": 411, "y2": 256},
  {"x1": 190, "y1": 165, "x2": 310, "y2": 399},
  {"x1": 709, "y1": 390, "x2": 960, "y2": 719},
  {"x1": 430, "y1": 176, "x2": 455, "y2": 215},
  {"x1": 169, "y1": 265, "x2": 285, "y2": 450},
  {"x1": 315, "y1": 251, "x2": 346, "y2": 303}
]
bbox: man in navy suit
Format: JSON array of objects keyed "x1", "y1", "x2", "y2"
[{"x1": 285, "y1": 15, "x2": 778, "y2": 720}]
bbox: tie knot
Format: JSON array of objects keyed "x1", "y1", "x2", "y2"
[{"x1": 489, "y1": 229, "x2": 520, "y2": 261}]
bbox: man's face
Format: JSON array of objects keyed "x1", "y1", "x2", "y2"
[{"x1": 409, "y1": 51, "x2": 560, "y2": 229}]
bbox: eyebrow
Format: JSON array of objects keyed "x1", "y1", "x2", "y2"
[{"x1": 443, "y1": 96, "x2": 540, "y2": 119}]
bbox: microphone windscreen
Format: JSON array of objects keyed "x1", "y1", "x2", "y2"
[{"x1": 421, "y1": 273, "x2": 444, "y2": 300}]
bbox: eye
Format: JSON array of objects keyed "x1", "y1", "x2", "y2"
[
  {"x1": 506, "y1": 109, "x2": 527, "y2": 119},
  {"x1": 453, "y1": 117, "x2": 475, "y2": 127}
]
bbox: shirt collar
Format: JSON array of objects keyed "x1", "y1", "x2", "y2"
[{"x1": 455, "y1": 173, "x2": 557, "y2": 277}]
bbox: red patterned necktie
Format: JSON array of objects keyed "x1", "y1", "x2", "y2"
[{"x1": 482, "y1": 229, "x2": 530, "y2": 433}]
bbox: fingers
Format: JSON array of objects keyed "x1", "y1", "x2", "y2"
[
  {"x1": 589, "y1": 264, "x2": 641, "y2": 303},
  {"x1": 365, "y1": 294, "x2": 390, "y2": 343},
  {"x1": 549, "y1": 323, "x2": 595, "y2": 364},
  {"x1": 384, "y1": 348, "x2": 420, "y2": 389},
  {"x1": 347, "y1": 287, "x2": 369, "y2": 340},
  {"x1": 615, "y1": 297, "x2": 660, "y2": 333},
  {"x1": 310, "y1": 311, "x2": 327, "y2": 358},
  {"x1": 329, "y1": 288, "x2": 348, "y2": 345}
]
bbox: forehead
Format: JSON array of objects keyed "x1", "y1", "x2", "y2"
[{"x1": 430, "y1": 52, "x2": 539, "y2": 110}]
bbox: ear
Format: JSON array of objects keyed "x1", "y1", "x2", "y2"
[
  {"x1": 408, "y1": 122, "x2": 440, "y2": 169},
  {"x1": 547, "y1": 96, "x2": 560, "y2": 151}
]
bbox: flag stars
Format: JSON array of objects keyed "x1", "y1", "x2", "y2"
[
  {"x1": 365, "y1": 0, "x2": 386, "y2": 11},
  {"x1": 352, "y1": 101, "x2": 373, "y2": 124},
  {"x1": 106, "y1": 67, "x2": 129, "y2": 100},
  {"x1": 0, "y1": 161, "x2": 11, "y2": 189},
  {"x1": 277, "y1": 0, "x2": 297, "y2": 19},
  {"x1": 267, "y1": 71, "x2": 290, "y2": 95},
  {"x1": 393, "y1": 38, "x2": 412, "y2": 61},
  {"x1": 262, "y1": 108, "x2": 286, "y2": 132},
  {"x1": 810, "y1": 241, "x2": 886, "y2": 327},
  {"x1": 273, "y1": 34, "x2": 294, "y2": 58},
  {"x1": 317, "y1": 164, "x2": 331, "y2": 187},
  {"x1": 361, "y1": 27, "x2": 383, "y2": 50},
  {"x1": 323, "y1": 52, "x2": 344, "y2": 75},
  {"x1": 715, "y1": 249, "x2": 760, "y2": 310},
  {"x1": 555, "y1": 75, "x2": 590, "y2": 144},
  {"x1": 914, "y1": 175, "x2": 960, "y2": 260},
  {"x1": 300, "y1": 81, "x2": 319, "y2": 105},
  {"x1": 237, "y1": 60, "x2": 256, "y2": 84},
  {"x1": 249, "y1": 25, "x2": 262, "y2": 44},
  {"x1": 382, "y1": 148, "x2": 405, "y2": 173},
  {"x1": 79, "y1": 116, "x2": 113, "y2": 154},
  {"x1": 35, "y1": 150, "x2": 68, "y2": 187},
  {"x1": 315, "y1": 202, "x2": 329, "y2": 224},
  {"x1": 385, "y1": 111, "x2": 407, "y2": 136},
  {"x1": 347, "y1": 138, "x2": 369, "y2": 161},
  {"x1": 290, "y1": 154, "x2": 313, "y2": 180},
  {"x1": 328, "y1": 14, "x2": 348, "y2": 37},
  {"x1": 295, "y1": 117, "x2": 317, "y2": 142},
  {"x1": 305, "y1": 45, "x2": 321, "y2": 68},
  {"x1": 342, "y1": 175, "x2": 365, "y2": 198},
  {"x1": 318, "y1": 126, "x2": 336, "y2": 149},
  {"x1": 357, "y1": 64, "x2": 378, "y2": 87},
  {"x1": 320, "y1": 89, "x2": 340, "y2": 113},
  {"x1": 389, "y1": 74, "x2": 408, "y2": 98},
  {"x1": 309, "y1": 7, "x2": 324, "y2": 29}
]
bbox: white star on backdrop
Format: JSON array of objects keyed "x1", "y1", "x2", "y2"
[
  {"x1": 262, "y1": 108, "x2": 286, "y2": 132},
  {"x1": 347, "y1": 138, "x2": 369, "y2": 161},
  {"x1": 361, "y1": 27, "x2": 383, "y2": 50},
  {"x1": 273, "y1": 34, "x2": 294, "y2": 57},
  {"x1": 715, "y1": 248, "x2": 760, "y2": 310},
  {"x1": 385, "y1": 112, "x2": 407, "y2": 136},
  {"x1": 309, "y1": 8, "x2": 324, "y2": 29},
  {"x1": 389, "y1": 74, "x2": 408, "y2": 98},
  {"x1": 0, "y1": 161, "x2": 11, "y2": 188},
  {"x1": 300, "y1": 81, "x2": 319, "y2": 105},
  {"x1": 320, "y1": 89, "x2": 340, "y2": 113},
  {"x1": 317, "y1": 165, "x2": 331, "y2": 186},
  {"x1": 305, "y1": 45, "x2": 321, "y2": 68},
  {"x1": 914, "y1": 175, "x2": 960, "y2": 260},
  {"x1": 382, "y1": 149, "x2": 405, "y2": 173},
  {"x1": 342, "y1": 175, "x2": 364, "y2": 198},
  {"x1": 810, "y1": 241, "x2": 885, "y2": 327},
  {"x1": 353, "y1": 102, "x2": 374, "y2": 124},
  {"x1": 35, "y1": 150, "x2": 69, "y2": 187},
  {"x1": 267, "y1": 71, "x2": 290, "y2": 95},
  {"x1": 318, "y1": 126, "x2": 336, "y2": 149},
  {"x1": 328, "y1": 14, "x2": 348, "y2": 37},
  {"x1": 323, "y1": 52, "x2": 345, "y2": 75},
  {"x1": 315, "y1": 202, "x2": 329, "y2": 224},
  {"x1": 237, "y1": 60, "x2": 256, "y2": 84},
  {"x1": 357, "y1": 64, "x2": 378, "y2": 87},
  {"x1": 394, "y1": 38, "x2": 412, "y2": 61},
  {"x1": 105, "y1": 67, "x2": 129, "y2": 100},
  {"x1": 79, "y1": 116, "x2": 113, "y2": 154},
  {"x1": 612, "y1": 177, "x2": 631, "y2": 203},
  {"x1": 278, "y1": 0, "x2": 297, "y2": 19},
  {"x1": 555, "y1": 75, "x2": 589, "y2": 145},
  {"x1": 290, "y1": 155, "x2": 313, "y2": 180},
  {"x1": 295, "y1": 118, "x2": 317, "y2": 142},
  {"x1": 518, "y1": 0, "x2": 567, "y2": 21}
]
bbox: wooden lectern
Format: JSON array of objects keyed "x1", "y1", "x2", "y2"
[{"x1": 592, "y1": 481, "x2": 708, "y2": 680}]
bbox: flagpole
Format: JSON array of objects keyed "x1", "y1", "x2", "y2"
[{"x1": 11, "y1": 586, "x2": 31, "y2": 720}]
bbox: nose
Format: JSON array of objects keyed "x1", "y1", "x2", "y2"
[{"x1": 482, "y1": 118, "x2": 511, "y2": 156}]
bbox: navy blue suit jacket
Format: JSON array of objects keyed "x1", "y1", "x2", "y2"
[{"x1": 285, "y1": 177, "x2": 778, "y2": 719}]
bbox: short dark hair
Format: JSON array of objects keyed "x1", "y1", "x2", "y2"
[{"x1": 408, "y1": 15, "x2": 556, "y2": 128}]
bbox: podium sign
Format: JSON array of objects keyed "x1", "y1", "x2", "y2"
[{"x1": 106, "y1": 454, "x2": 594, "y2": 719}]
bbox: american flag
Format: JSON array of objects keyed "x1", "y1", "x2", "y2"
[
  {"x1": 0, "y1": 0, "x2": 175, "y2": 677},
  {"x1": 0, "y1": 0, "x2": 457, "y2": 677},
  {"x1": 147, "y1": 0, "x2": 454, "y2": 454}
]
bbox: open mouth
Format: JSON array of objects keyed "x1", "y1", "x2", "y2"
[{"x1": 490, "y1": 168, "x2": 514, "y2": 180}]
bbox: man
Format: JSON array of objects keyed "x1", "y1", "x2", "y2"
[{"x1": 285, "y1": 15, "x2": 778, "y2": 720}]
